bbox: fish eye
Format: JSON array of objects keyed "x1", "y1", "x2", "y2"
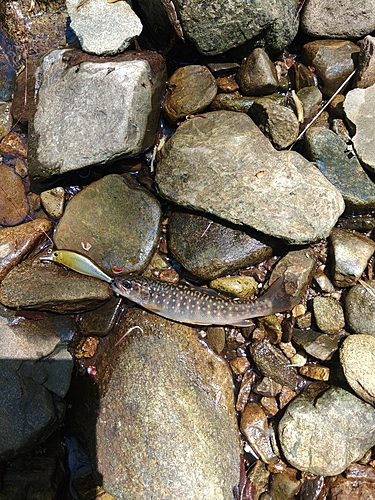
[
  {"x1": 122, "y1": 280, "x2": 132, "y2": 289},
  {"x1": 52, "y1": 251, "x2": 59, "y2": 257}
]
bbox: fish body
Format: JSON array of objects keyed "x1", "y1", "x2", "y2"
[
  {"x1": 40, "y1": 250, "x2": 113, "y2": 284},
  {"x1": 111, "y1": 275, "x2": 298, "y2": 326}
]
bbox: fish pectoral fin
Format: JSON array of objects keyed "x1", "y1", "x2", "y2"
[
  {"x1": 145, "y1": 304, "x2": 163, "y2": 312},
  {"x1": 228, "y1": 318, "x2": 256, "y2": 327}
]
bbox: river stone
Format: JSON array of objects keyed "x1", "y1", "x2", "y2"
[
  {"x1": 85, "y1": 308, "x2": 241, "y2": 499},
  {"x1": 305, "y1": 127, "x2": 375, "y2": 211},
  {"x1": 66, "y1": 0, "x2": 142, "y2": 56},
  {"x1": 28, "y1": 48, "x2": 166, "y2": 180},
  {"x1": 0, "y1": 163, "x2": 29, "y2": 226},
  {"x1": 344, "y1": 84, "x2": 375, "y2": 173},
  {"x1": 345, "y1": 280, "x2": 375, "y2": 335},
  {"x1": 237, "y1": 48, "x2": 279, "y2": 96},
  {"x1": 301, "y1": 40, "x2": 360, "y2": 97},
  {"x1": 137, "y1": 0, "x2": 298, "y2": 55},
  {"x1": 155, "y1": 111, "x2": 344, "y2": 244},
  {"x1": 0, "y1": 304, "x2": 76, "y2": 460},
  {"x1": 54, "y1": 174, "x2": 162, "y2": 275},
  {"x1": 312, "y1": 296, "x2": 345, "y2": 334},
  {"x1": 0, "y1": 102, "x2": 12, "y2": 140},
  {"x1": 168, "y1": 211, "x2": 273, "y2": 280},
  {"x1": 301, "y1": 0, "x2": 375, "y2": 39},
  {"x1": 297, "y1": 86, "x2": 322, "y2": 124},
  {"x1": 163, "y1": 65, "x2": 217, "y2": 124},
  {"x1": 279, "y1": 384, "x2": 375, "y2": 476},
  {"x1": 292, "y1": 329, "x2": 344, "y2": 361},
  {"x1": 340, "y1": 334, "x2": 375, "y2": 405},
  {"x1": 354, "y1": 36, "x2": 375, "y2": 89}
]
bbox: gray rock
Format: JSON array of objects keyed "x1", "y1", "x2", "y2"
[
  {"x1": 168, "y1": 211, "x2": 273, "y2": 280},
  {"x1": 0, "y1": 304, "x2": 76, "y2": 460},
  {"x1": 54, "y1": 174, "x2": 162, "y2": 275},
  {"x1": 279, "y1": 384, "x2": 375, "y2": 476},
  {"x1": 292, "y1": 329, "x2": 345, "y2": 361},
  {"x1": 297, "y1": 86, "x2": 322, "y2": 125},
  {"x1": 329, "y1": 228, "x2": 375, "y2": 287},
  {"x1": 155, "y1": 111, "x2": 345, "y2": 244},
  {"x1": 354, "y1": 35, "x2": 375, "y2": 89},
  {"x1": 292, "y1": 62, "x2": 319, "y2": 92},
  {"x1": 237, "y1": 48, "x2": 279, "y2": 96},
  {"x1": 249, "y1": 97, "x2": 299, "y2": 149},
  {"x1": 301, "y1": 40, "x2": 360, "y2": 97},
  {"x1": 313, "y1": 296, "x2": 345, "y2": 334},
  {"x1": 40, "y1": 187, "x2": 65, "y2": 219},
  {"x1": 66, "y1": 0, "x2": 142, "y2": 56},
  {"x1": 0, "y1": 102, "x2": 12, "y2": 140},
  {"x1": 340, "y1": 334, "x2": 375, "y2": 405},
  {"x1": 345, "y1": 280, "x2": 375, "y2": 335},
  {"x1": 344, "y1": 84, "x2": 375, "y2": 173},
  {"x1": 28, "y1": 48, "x2": 166, "y2": 180},
  {"x1": 82, "y1": 308, "x2": 241, "y2": 499},
  {"x1": 301, "y1": 0, "x2": 375, "y2": 39},
  {"x1": 305, "y1": 128, "x2": 375, "y2": 212}
]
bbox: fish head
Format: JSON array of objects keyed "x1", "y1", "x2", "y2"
[{"x1": 111, "y1": 276, "x2": 151, "y2": 303}]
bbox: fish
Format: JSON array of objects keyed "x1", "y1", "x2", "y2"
[
  {"x1": 40, "y1": 249, "x2": 113, "y2": 284},
  {"x1": 111, "y1": 274, "x2": 299, "y2": 326}
]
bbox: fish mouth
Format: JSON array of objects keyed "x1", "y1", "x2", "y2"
[{"x1": 110, "y1": 281, "x2": 126, "y2": 296}]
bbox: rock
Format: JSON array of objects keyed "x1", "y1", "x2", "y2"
[
  {"x1": 313, "y1": 296, "x2": 345, "y2": 334},
  {"x1": 269, "y1": 467, "x2": 301, "y2": 500},
  {"x1": 0, "y1": 32, "x2": 17, "y2": 102},
  {"x1": 249, "y1": 339, "x2": 306, "y2": 391},
  {"x1": 249, "y1": 97, "x2": 299, "y2": 149},
  {"x1": 155, "y1": 111, "x2": 345, "y2": 244},
  {"x1": 215, "y1": 76, "x2": 239, "y2": 93},
  {"x1": 28, "y1": 49, "x2": 166, "y2": 180},
  {"x1": 0, "y1": 304, "x2": 76, "y2": 460},
  {"x1": 326, "y1": 471, "x2": 375, "y2": 499},
  {"x1": 296, "y1": 86, "x2": 322, "y2": 125},
  {"x1": 66, "y1": 0, "x2": 142, "y2": 56},
  {"x1": 279, "y1": 384, "x2": 375, "y2": 476},
  {"x1": 0, "y1": 218, "x2": 53, "y2": 280},
  {"x1": 0, "y1": 102, "x2": 12, "y2": 140},
  {"x1": 301, "y1": 40, "x2": 360, "y2": 97},
  {"x1": 291, "y1": 62, "x2": 319, "y2": 91},
  {"x1": 329, "y1": 228, "x2": 375, "y2": 287},
  {"x1": 137, "y1": 0, "x2": 299, "y2": 55},
  {"x1": 246, "y1": 460, "x2": 270, "y2": 500},
  {"x1": 272, "y1": 248, "x2": 317, "y2": 299},
  {"x1": 345, "y1": 280, "x2": 375, "y2": 335},
  {"x1": 0, "y1": 163, "x2": 29, "y2": 226},
  {"x1": 79, "y1": 296, "x2": 124, "y2": 336},
  {"x1": 54, "y1": 174, "x2": 162, "y2": 275},
  {"x1": 206, "y1": 326, "x2": 226, "y2": 354},
  {"x1": 253, "y1": 377, "x2": 283, "y2": 397},
  {"x1": 340, "y1": 334, "x2": 375, "y2": 404},
  {"x1": 305, "y1": 128, "x2": 375, "y2": 212},
  {"x1": 301, "y1": 0, "x2": 375, "y2": 39},
  {"x1": 298, "y1": 364, "x2": 330, "y2": 382},
  {"x1": 0, "y1": 256, "x2": 112, "y2": 313},
  {"x1": 237, "y1": 48, "x2": 279, "y2": 96},
  {"x1": 77, "y1": 308, "x2": 241, "y2": 499},
  {"x1": 209, "y1": 276, "x2": 258, "y2": 299},
  {"x1": 210, "y1": 92, "x2": 257, "y2": 113},
  {"x1": 292, "y1": 329, "x2": 345, "y2": 361},
  {"x1": 344, "y1": 84, "x2": 375, "y2": 173},
  {"x1": 40, "y1": 187, "x2": 65, "y2": 219},
  {"x1": 240, "y1": 403, "x2": 278, "y2": 464},
  {"x1": 168, "y1": 211, "x2": 273, "y2": 280},
  {"x1": 354, "y1": 35, "x2": 375, "y2": 89},
  {"x1": 163, "y1": 65, "x2": 217, "y2": 124}
]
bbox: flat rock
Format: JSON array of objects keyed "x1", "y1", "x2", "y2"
[
  {"x1": 344, "y1": 84, "x2": 375, "y2": 173},
  {"x1": 28, "y1": 49, "x2": 166, "y2": 180},
  {"x1": 0, "y1": 163, "x2": 29, "y2": 226},
  {"x1": 345, "y1": 280, "x2": 375, "y2": 335},
  {"x1": 54, "y1": 174, "x2": 162, "y2": 274},
  {"x1": 279, "y1": 384, "x2": 375, "y2": 476},
  {"x1": 78, "y1": 308, "x2": 241, "y2": 499},
  {"x1": 156, "y1": 111, "x2": 345, "y2": 244},
  {"x1": 66, "y1": 0, "x2": 142, "y2": 56}
]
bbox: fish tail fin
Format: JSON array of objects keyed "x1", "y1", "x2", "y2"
[{"x1": 261, "y1": 276, "x2": 300, "y2": 314}]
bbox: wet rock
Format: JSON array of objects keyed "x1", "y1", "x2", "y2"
[
  {"x1": 258, "y1": 315, "x2": 283, "y2": 344},
  {"x1": 345, "y1": 280, "x2": 375, "y2": 335},
  {"x1": 0, "y1": 304, "x2": 76, "y2": 460},
  {"x1": 156, "y1": 111, "x2": 345, "y2": 244},
  {"x1": 215, "y1": 76, "x2": 239, "y2": 93},
  {"x1": 344, "y1": 84, "x2": 375, "y2": 173},
  {"x1": 79, "y1": 296, "x2": 125, "y2": 336},
  {"x1": 326, "y1": 471, "x2": 375, "y2": 499},
  {"x1": 301, "y1": 40, "x2": 360, "y2": 97},
  {"x1": 0, "y1": 218, "x2": 53, "y2": 280},
  {"x1": 206, "y1": 326, "x2": 226, "y2": 354},
  {"x1": 340, "y1": 334, "x2": 375, "y2": 404},
  {"x1": 354, "y1": 35, "x2": 375, "y2": 89},
  {"x1": 291, "y1": 62, "x2": 319, "y2": 91},
  {"x1": 269, "y1": 467, "x2": 301, "y2": 500},
  {"x1": 0, "y1": 163, "x2": 29, "y2": 226},
  {"x1": 163, "y1": 65, "x2": 217, "y2": 124},
  {"x1": 210, "y1": 92, "x2": 256, "y2": 113},
  {"x1": 299, "y1": 364, "x2": 330, "y2": 382},
  {"x1": 329, "y1": 228, "x2": 375, "y2": 287},
  {"x1": 82, "y1": 308, "x2": 241, "y2": 499},
  {"x1": 28, "y1": 49, "x2": 166, "y2": 180},
  {"x1": 40, "y1": 187, "x2": 65, "y2": 219},
  {"x1": 301, "y1": 0, "x2": 375, "y2": 38},
  {"x1": 66, "y1": 0, "x2": 142, "y2": 56},
  {"x1": 297, "y1": 86, "x2": 322, "y2": 125},
  {"x1": 314, "y1": 272, "x2": 335, "y2": 293},
  {"x1": 240, "y1": 403, "x2": 278, "y2": 464},
  {"x1": 209, "y1": 276, "x2": 258, "y2": 298},
  {"x1": 249, "y1": 98, "x2": 299, "y2": 149},
  {"x1": 0, "y1": 130, "x2": 27, "y2": 157},
  {"x1": 0, "y1": 256, "x2": 112, "y2": 313},
  {"x1": 305, "y1": 128, "x2": 375, "y2": 212},
  {"x1": 54, "y1": 174, "x2": 162, "y2": 275},
  {"x1": 237, "y1": 48, "x2": 279, "y2": 96},
  {"x1": 168, "y1": 211, "x2": 273, "y2": 280},
  {"x1": 253, "y1": 377, "x2": 283, "y2": 397},
  {"x1": 138, "y1": 0, "x2": 299, "y2": 56},
  {"x1": 0, "y1": 102, "x2": 12, "y2": 140},
  {"x1": 313, "y1": 296, "x2": 345, "y2": 334},
  {"x1": 292, "y1": 329, "x2": 344, "y2": 361},
  {"x1": 249, "y1": 339, "x2": 306, "y2": 391},
  {"x1": 246, "y1": 460, "x2": 270, "y2": 500},
  {"x1": 338, "y1": 215, "x2": 375, "y2": 232},
  {"x1": 279, "y1": 384, "x2": 375, "y2": 476}
]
